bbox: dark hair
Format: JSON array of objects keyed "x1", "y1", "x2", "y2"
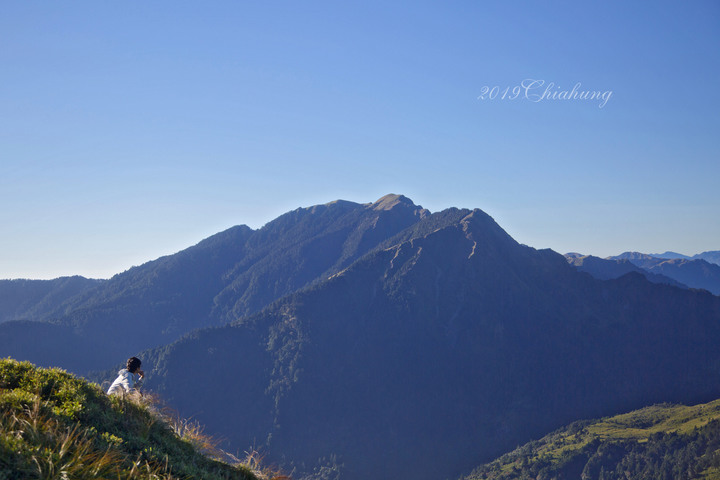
[{"x1": 127, "y1": 357, "x2": 142, "y2": 373}]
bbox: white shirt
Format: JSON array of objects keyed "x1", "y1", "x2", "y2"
[{"x1": 107, "y1": 368, "x2": 143, "y2": 395}]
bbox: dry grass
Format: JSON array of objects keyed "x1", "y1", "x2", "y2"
[
  {"x1": 239, "y1": 449, "x2": 292, "y2": 480},
  {"x1": 121, "y1": 391, "x2": 291, "y2": 480}
]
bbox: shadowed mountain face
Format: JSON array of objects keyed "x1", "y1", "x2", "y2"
[
  {"x1": 144, "y1": 209, "x2": 720, "y2": 480},
  {"x1": 0, "y1": 195, "x2": 427, "y2": 372}
]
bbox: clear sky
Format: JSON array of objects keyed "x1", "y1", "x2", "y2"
[{"x1": 2, "y1": 1, "x2": 719, "y2": 279}]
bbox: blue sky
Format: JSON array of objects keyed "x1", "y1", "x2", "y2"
[{"x1": 2, "y1": 1, "x2": 719, "y2": 279}]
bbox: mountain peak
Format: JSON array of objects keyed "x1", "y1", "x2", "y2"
[
  {"x1": 369, "y1": 194, "x2": 418, "y2": 211},
  {"x1": 609, "y1": 251, "x2": 656, "y2": 261},
  {"x1": 650, "y1": 251, "x2": 691, "y2": 260}
]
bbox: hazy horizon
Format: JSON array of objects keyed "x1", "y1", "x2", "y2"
[{"x1": 2, "y1": 192, "x2": 716, "y2": 281}]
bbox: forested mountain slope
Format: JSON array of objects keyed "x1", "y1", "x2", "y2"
[
  {"x1": 142, "y1": 208, "x2": 720, "y2": 480},
  {"x1": 464, "y1": 399, "x2": 720, "y2": 480}
]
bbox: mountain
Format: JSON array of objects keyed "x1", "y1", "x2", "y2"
[
  {"x1": 649, "y1": 250, "x2": 720, "y2": 266},
  {"x1": 609, "y1": 252, "x2": 720, "y2": 295},
  {"x1": 610, "y1": 252, "x2": 656, "y2": 262},
  {"x1": 0, "y1": 276, "x2": 103, "y2": 323},
  {"x1": 463, "y1": 398, "x2": 720, "y2": 479},
  {"x1": 0, "y1": 358, "x2": 264, "y2": 480},
  {"x1": 649, "y1": 251, "x2": 691, "y2": 260},
  {"x1": 694, "y1": 251, "x2": 720, "y2": 266},
  {"x1": 0, "y1": 194, "x2": 428, "y2": 373},
  {"x1": 140, "y1": 207, "x2": 720, "y2": 480},
  {"x1": 564, "y1": 254, "x2": 687, "y2": 288}
]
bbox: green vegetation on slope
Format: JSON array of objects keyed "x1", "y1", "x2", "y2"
[
  {"x1": 465, "y1": 400, "x2": 720, "y2": 480},
  {"x1": 0, "y1": 358, "x2": 283, "y2": 480}
]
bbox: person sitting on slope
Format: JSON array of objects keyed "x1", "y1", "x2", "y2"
[{"x1": 107, "y1": 356, "x2": 145, "y2": 396}]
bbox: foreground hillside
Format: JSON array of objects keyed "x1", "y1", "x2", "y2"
[
  {"x1": 464, "y1": 399, "x2": 720, "y2": 480},
  {"x1": 0, "y1": 358, "x2": 277, "y2": 480}
]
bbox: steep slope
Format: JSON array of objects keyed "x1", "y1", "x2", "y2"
[
  {"x1": 0, "y1": 358, "x2": 259, "y2": 480},
  {"x1": 463, "y1": 399, "x2": 720, "y2": 479},
  {"x1": 0, "y1": 276, "x2": 104, "y2": 323},
  {"x1": 611, "y1": 252, "x2": 720, "y2": 295},
  {"x1": 564, "y1": 254, "x2": 686, "y2": 288},
  {"x1": 0, "y1": 195, "x2": 427, "y2": 373},
  {"x1": 144, "y1": 208, "x2": 720, "y2": 480}
]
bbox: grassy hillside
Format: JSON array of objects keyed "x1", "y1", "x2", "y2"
[
  {"x1": 0, "y1": 358, "x2": 286, "y2": 480},
  {"x1": 464, "y1": 399, "x2": 720, "y2": 480}
]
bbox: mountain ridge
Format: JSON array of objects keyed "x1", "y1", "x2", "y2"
[
  {"x1": 139, "y1": 204, "x2": 720, "y2": 480},
  {"x1": 0, "y1": 195, "x2": 430, "y2": 373},
  {"x1": 564, "y1": 254, "x2": 688, "y2": 289},
  {"x1": 607, "y1": 252, "x2": 720, "y2": 295}
]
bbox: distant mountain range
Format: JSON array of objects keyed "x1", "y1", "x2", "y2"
[
  {"x1": 564, "y1": 255, "x2": 687, "y2": 288},
  {"x1": 566, "y1": 251, "x2": 720, "y2": 295},
  {"x1": 1, "y1": 194, "x2": 719, "y2": 480},
  {"x1": 650, "y1": 250, "x2": 720, "y2": 264},
  {"x1": 0, "y1": 276, "x2": 103, "y2": 323}
]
